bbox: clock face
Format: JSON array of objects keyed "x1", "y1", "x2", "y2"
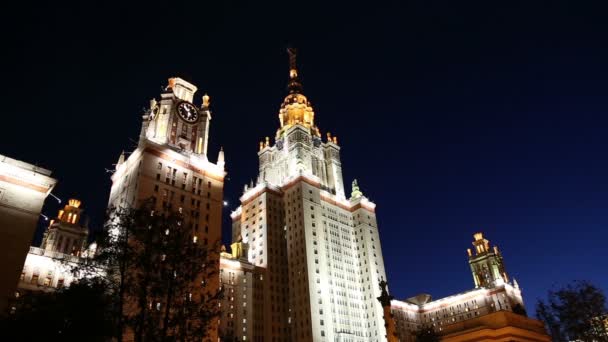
[{"x1": 177, "y1": 102, "x2": 199, "y2": 123}]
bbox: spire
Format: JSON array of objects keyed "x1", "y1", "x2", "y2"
[
  {"x1": 116, "y1": 151, "x2": 126, "y2": 170},
  {"x1": 287, "y1": 47, "x2": 302, "y2": 94},
  {"x1": 276, "y1": 48, "x2": 320, "y2": 138},
  {"x1": 217, "y1": 147, "x2": 225, "y2": 169}
]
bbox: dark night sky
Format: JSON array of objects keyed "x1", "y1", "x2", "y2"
[{"x1": 1, "y1": 1, "x2": 607, "y2": 312}]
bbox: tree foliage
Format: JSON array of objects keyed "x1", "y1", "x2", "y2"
[
  {"x1": 74, "y1": 203, "x2": 222, "y2": 342},
  {"x1": 413, "y1": 325, "x2": 441, "y2": 342},
  {"x1": 536, "y1": 280, "x2": 608, "y2": 342},
  {"x1": 1, "y1": 278, "x2": 115, "y2": 341}
]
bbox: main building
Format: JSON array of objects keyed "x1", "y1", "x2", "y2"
[{"x1": 222, "y1": 49, "x2": 388, "y2": 342}]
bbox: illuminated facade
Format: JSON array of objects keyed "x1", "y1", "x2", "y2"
[
  {"x1": 226, "y1": 50, "x2": 388, "y2": 342},
  {"x1": 218, "y1": 243, "x2": 264, "y2": 341},
  {"x1": 0, "y1": 154, "x2": 57, "y2": 312},
  {"x1": 18, "y1": 199, "x2": 94, "y2": 292},
  {"x1": 388, "y1": 233, "x2": 550, "y2": 342},
  {"x1": 108, "y1": 77, "x2": 226, "y2": 340}
]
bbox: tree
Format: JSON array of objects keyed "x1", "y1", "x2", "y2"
[
  {"x1": 536, "y1": 280, "x2": 608, "y2": 342},
  {"x1": 1, "y1": 277, "x2": 115, "y2": 341},
  {"x1": 75, "y1": 202, "x2": 222, "y2": 342},
  {"x1": 413, "y1": 325, "x2": 441, "y2": 342}
]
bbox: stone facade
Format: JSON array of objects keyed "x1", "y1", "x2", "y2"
[{"x1": 0, "y1": 154, "x2": 56, "y2": 312}]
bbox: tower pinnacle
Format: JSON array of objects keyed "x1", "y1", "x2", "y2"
[
  {"x1": 276, "y1": 48, "x2": 319, "y2": 138},
  {"x1": 468, "y1": 232, "x2": 509, "y2": 288},
  {"x1": 287, "y1": 47, "x2": 302, "y2": 94}
]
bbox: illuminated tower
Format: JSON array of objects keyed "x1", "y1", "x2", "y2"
[
  {"x1": 19, "y1": 199, "x2": 91, "y2": 292},
  {"x1": 467, "y1": 232, "x2": 509, "y2": 288},
  {"x1": 230, "y1": 50, "x2": 388, "y2": 342},
  {"x1": 108, "y1": 77, "x2": 225, "y2": 340},
  {"x1": 41, "y1": 199, "x2": 88, "y2": 256}
]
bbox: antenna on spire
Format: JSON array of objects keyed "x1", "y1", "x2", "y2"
[
  {"x1": 287, "y1": 47, "x2": 302, "y2": 94},
  {"x1": 287, "y1": 47, "x2": 297, "y2": 76}
]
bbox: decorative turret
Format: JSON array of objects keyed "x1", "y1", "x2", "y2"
[
  {"x1": 217, "y1": 147, "x2": 225, "y2": 169},
  {"x1": 467, "y1": 232, "x2": 509, "y2": 288},
  {"x1": 41, "y1": 199, "x2": 89, "y2": 256},
  {"x1": 116, "y1": 151, "x2": 125, "y2": 170}
]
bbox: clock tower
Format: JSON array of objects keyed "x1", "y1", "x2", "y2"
[
  {"x1": 108, "y1": 77, "x2": 225, "y2": 341},
  {"x1": 143, "y1": 77, "x2": 212, "y2": 155}
]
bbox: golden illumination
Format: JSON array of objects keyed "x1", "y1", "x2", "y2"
[
  {"x1": 202, "y1": 93, "x2": 210, "y2": 107},
  {"x1": 474, "y1": 232, "x2": 483, "y2": 241},
  {"x1": 276, "y1": 48, "x2": 321, "y2": 138},
  {"x1": 68, "y1": 199, "x2": 81, "y2": 208},
  {"x1": 277, "y1": 93, "x2": 320, "y2": 138},
  {"x1": 168, "y1": 78, "x2": 176, "y2": 89},
  {"x1": 197, "y1": 137, "x2": 203, "y2": 154},
  {"x1": 230, "y1": 242, "x2": 244, "y2": 259}
]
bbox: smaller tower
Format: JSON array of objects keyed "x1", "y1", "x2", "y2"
[
  {"x1": 41, "y1": 199, "x2": 88, "y2": 256},
  {"x1": 468, "y1": 232, "x2": 509, "y2": 288}
]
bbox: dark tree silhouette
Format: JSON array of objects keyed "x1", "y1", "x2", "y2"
[
  {"x1": 1, "y1": 278, "x2": 115, "y2": 341},
  {"x1": 536, "y1": 280, "x2": 608, "y2": 342},
  {"x1": 73, "y1": 202, "x2": 222, "y2": 341}
]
